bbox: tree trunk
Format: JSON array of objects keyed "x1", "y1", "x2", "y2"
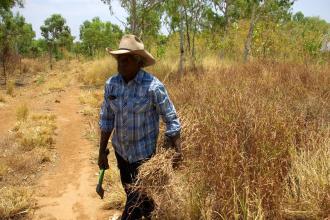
[
  {"x1": 130, "y1": 0, "x2": 138, "y2": 35},
  {"x1": 2, "y1": 46, "x2": 8, "y2": 85},
  {"x1": 183, "y1": 6, "x2": 191, "y2": 54},
  {"x1": 2, "y1": 54, "x2": 6, "y2": 85},
  {"x1": 48, "y1": 43, "x2": 53, "y2": 70},
  {"x1": 179, "y1": 6, "x2": 184, "y2": 76},
  {"x1": 243, "y1": 3, "x2": 258, "y2": 62},
  {"x1": 19, "y1": 55, "x2": 22, "y2": 75},
  {"x1": 191, "y1": 24, "x2": 196, "y2": 72}
]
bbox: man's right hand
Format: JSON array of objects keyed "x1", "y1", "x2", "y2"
[{"x1": 98, "y1": 148, "x2": 110, "y2": 170}]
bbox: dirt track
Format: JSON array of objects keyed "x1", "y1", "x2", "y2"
[
  {"x1": 31, "y1": 87, "x2": 117, "y2": 220},
  {"x1": 0, "y1": 83, "x2": 118, "y2": 220}
]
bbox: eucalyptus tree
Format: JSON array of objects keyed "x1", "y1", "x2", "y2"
[{"x1": 41, "y1": 14, "x2": 73, "y2": 69}]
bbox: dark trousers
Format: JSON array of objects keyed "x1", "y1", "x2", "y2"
[{"x1": 114, "y1": 151, "x2": 155, "y2": 220}]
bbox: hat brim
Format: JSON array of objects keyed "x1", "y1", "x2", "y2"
[{"x1": 106, "y1": 48, "x2": 155, "y2": 67}]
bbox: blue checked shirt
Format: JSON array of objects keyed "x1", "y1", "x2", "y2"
[{"x1": 99, "y1": 69, "x2": 181, "y2": 163}]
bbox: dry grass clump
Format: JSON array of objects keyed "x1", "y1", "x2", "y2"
[
  {"x1": 16, "y1": 103, "x2": 29, "y2": 121},
  {"x1": 6, "y1": 80, "x2": 15, "y2": 97},
  {"x1": 136, "y1": 148, "x2": 175, "y2": 195},
  {"x1": 79, "y1": 90, "x2": 103, "y2": 119},
  {"x1": 77, "y1": 57, "x2": 116, "y2": 87},
  {"x1": 133, "y1": 60, "x2": 330, "y2": 219},
  {"x1": 42, "y1": 72, "x2": 71, "y2": 93},
  {"x1": 79, "y1": 90, "x2": 103, "y2": 108},
  {"x1": 21, "y1": 58, "x2": 46, "y2": 74},
  {"x1": 14, "y1": 113, "x2": 56, "y2": 151},
  {"x1": 134, "y1": 148, "x2": 181, "y2": 219},
  {"x1": 0, "y1": 186, "x2": 33, "y2": 219},
  {"x1": 0, "y1": 93, "x2": 5, "y2": 103}
]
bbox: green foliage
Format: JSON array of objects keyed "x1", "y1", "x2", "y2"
[
  {"x1": 30, "y1": 39, "x2": 48, "y2": 57},
  {"x1": 79, "y1": 17, "x2": 122, "y2": 56},
  {"x1": 41, "y1": 14, "x2": 74, "y2": 64},
  {"x1": 0, "y1": 10, "x2": 35, "y2": 55},
  {"x1": 0, "y1": 9, "x2": 35, "y2": 83},
  {"x1": 101, "y1": 0, "x2": 163, "y2": 37},
  {"x1": 0, "y1": 0, "x2": 23, "y2": 10}
]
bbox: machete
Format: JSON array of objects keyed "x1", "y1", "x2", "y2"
[{"x1": 96, "y1": 149, "x2": 109, "y2": 199}]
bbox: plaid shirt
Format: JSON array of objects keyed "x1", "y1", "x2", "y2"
[{"x1": 99, "y1": 69, "x2": 181, "y2": 163}]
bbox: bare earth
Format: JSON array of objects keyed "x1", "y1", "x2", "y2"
[
  {"x1": 32, "y1": 87, "x2": 116, "y2": 220},
  {"x1": 0, "y1": 84, "x2": 118, "y2": 220}
]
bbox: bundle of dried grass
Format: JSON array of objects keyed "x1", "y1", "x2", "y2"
[
  {"x1": 136, "y1": 148, "x2": 174, "y2": 195},
  {"x1": 132, "y1": 148, "x2": 190, "y2": 219}
]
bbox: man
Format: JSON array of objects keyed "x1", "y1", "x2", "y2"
[{"x1": 98, "y1": 34, "x2": 182, "y2": 220}]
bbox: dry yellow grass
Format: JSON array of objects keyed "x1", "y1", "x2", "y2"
[
  {"x1": 282, "y1": 138, "x2": 330, "y2": 219},
  {"x1": 0, "y1": 112, "x2": 57, "y2": 219},
  {"x1": 0, "y1": 93, "x2": 5, "y2": 103},
  {"x1": 6, "y1": 80, "x2": 15, "y2": 97},
  {"x1": 21, "y1": 58, "x2": 47, "y2": 74},
  {"x1": 14, "y1": 114, "x2": 56, "y2": 151},
  {"x1": 79, "y1": 90, "x2": 102, "y2": 108},
  {"x1": 0, "y1": 186, "x2": 33, "y2": 219},
  {"x1": 16, "y1": 103, "x2": 29, "y2": 121},
  {"x1": 78, "y1": 57, "x2": 330, "y2": 219},
  {"x1": 77, "y1": 57, "x2": 116, "y2": 87},
  {"x1": 135, "y1": 60, "x2": 330, "y2": 219}
]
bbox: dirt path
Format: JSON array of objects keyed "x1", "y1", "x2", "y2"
[{"x1": 31, "y1": 86, "x2": 116, "y2": 220}]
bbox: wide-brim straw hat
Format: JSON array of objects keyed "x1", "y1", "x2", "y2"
[{"x1": 106, "y1": 34, "x2": 156, "y2": 67}]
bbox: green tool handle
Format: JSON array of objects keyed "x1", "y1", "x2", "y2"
[{"x1": 98, "y1": 169, "x2": 105, "y2": 185}]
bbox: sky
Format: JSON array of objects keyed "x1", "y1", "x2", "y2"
[{"x1": 13, "y1": 0, "x2": 330, "y2": 40}]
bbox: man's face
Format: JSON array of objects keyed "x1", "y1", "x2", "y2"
[{"x1": 117, "y1": 54, "x2": 140, "y2": 78}]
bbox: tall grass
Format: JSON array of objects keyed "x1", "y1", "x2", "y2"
[
  {"x1": 77, "y1": 57, "x2": 116, "y2": 87},
  {"x1": 16, "y1": 103, "x2": 29, "y2": 121},
  {"x1": 136, "y1": 60, "x2": 330, "y2": 219},
  {"x1": 6, "y1": 80, "x2": 15, "y2": 97},
  {"x1": 77, "y1": 56, "x2": 329, "y2": 219}
]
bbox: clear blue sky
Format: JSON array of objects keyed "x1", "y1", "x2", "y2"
[{"x1": 14, "y1": 0, "x2": 330, "y2": 40}]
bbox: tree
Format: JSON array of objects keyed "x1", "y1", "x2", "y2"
[
  {"x1": 0, "y1": 9, "x2": 35, "y2": 84},
  {"x1": 30, "y1": 39, "x2": 48, "y2": 58},
  {"x1": 243, "y1": 0, "x2": 295, "y2": 62},
  {"x1": 79, "y1": 17, "x2": 122, "y2": 57},
  {"x1": 41, "y1": 14, "x2": 73, "y2": 69},
  {"x1": 0, "y1": 0, "x2": 23, "y2": 10},
  {"x1": 101, "y1": 0, "x2": 163, "y2": 39},
  {"x1": 164, "y1": 0, "x2": 207, "y2": 72}
]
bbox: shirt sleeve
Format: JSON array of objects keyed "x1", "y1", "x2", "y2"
[
  {"x1": 99, "y1": 81, "x2": 115, "y2": 133},
  {"x1": 154, "y1": 83, "x2": 181, "y2": 137}
]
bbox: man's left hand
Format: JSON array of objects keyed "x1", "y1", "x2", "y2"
[
  {"x1": 172, "y1": 151, "x2": 183, "y2": 169},
  {"x1": 164, "y1": 134, "x2": 183, "y2": 169}
]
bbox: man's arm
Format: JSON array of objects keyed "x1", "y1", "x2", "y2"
[
  {"x1": 98, "y1": 81, "x2": 115, "y2": 169},
  {"x1": 154, "y1": 83, "x2": 182, "y2": 167}
]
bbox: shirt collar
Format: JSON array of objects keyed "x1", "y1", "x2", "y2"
[
  {"x1": 119, "y1": 69, "x2": 144, "y2": 85},
  {"x1": 134, "y1": 69, "x2": 144, "y2": 84}
]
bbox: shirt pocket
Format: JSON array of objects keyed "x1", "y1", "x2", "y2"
[
  {"x1": 108, "y1": 89, "x2": 122, "y2": 113},
  {"x1": 133, "y1": 96, "x2": 152, "y2": 113},
  {"x1": 109, "y1": 98, "x2": 120, "y2": 112}
]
